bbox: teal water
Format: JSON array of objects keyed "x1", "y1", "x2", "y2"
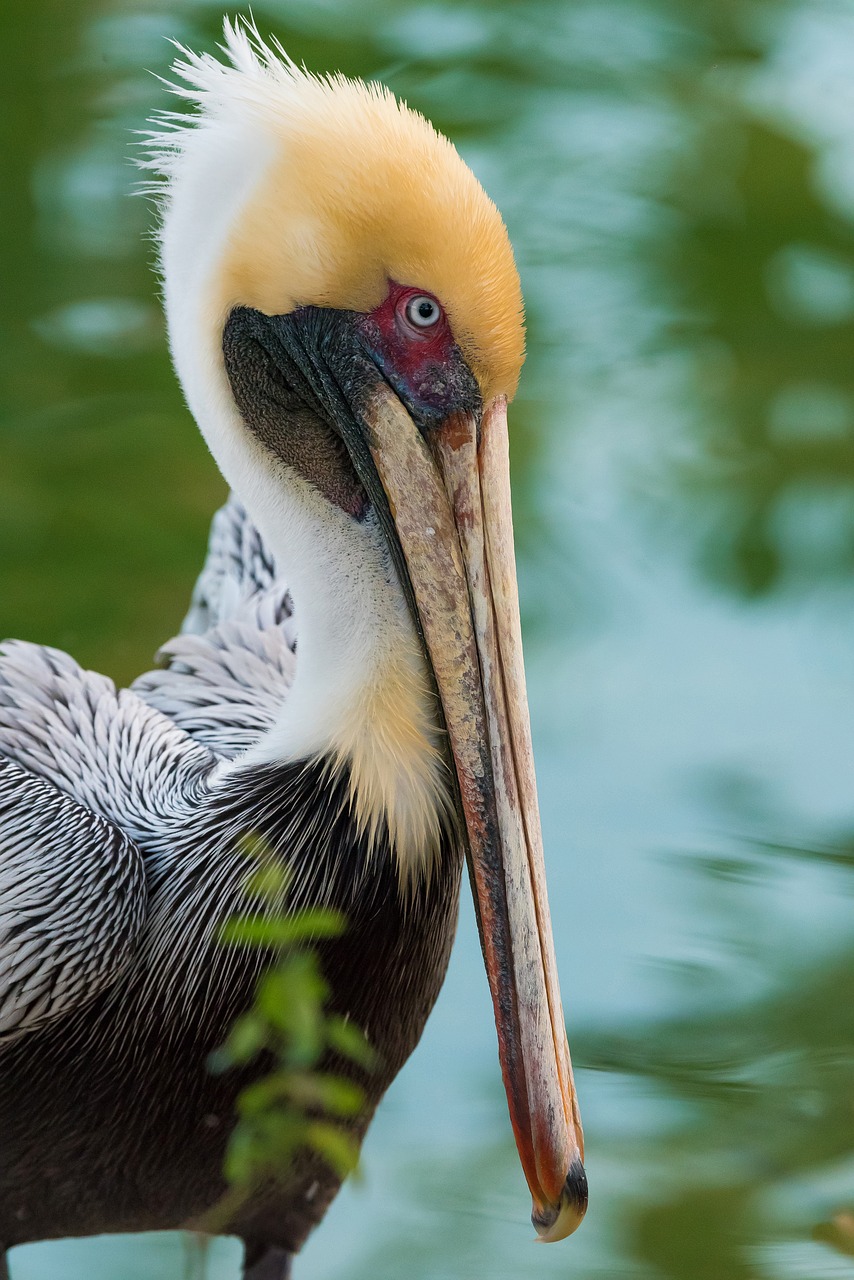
[{"x1": 3, "y1": 1, "x2": 854, "y2": 1277}]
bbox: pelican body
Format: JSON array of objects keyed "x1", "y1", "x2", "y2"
[{"x1": 0, "y1": 22, "x2": 585, "y2": 1278}]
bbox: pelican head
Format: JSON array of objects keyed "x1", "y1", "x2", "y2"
[{"x1": 145, "y1": 18, "x2": 585, "y2": 1242}]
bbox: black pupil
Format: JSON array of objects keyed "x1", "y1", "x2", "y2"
[{"x1": 417, "y1": 300, "x2": 435, "y2": 320}]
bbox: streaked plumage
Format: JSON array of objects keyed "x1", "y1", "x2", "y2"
[
  {"x1": 0, "y1": 504, "x2": 460, "y2": 1269},
  {"x1": 139, "y1": 496, "x2": 295, "y2": 758}
]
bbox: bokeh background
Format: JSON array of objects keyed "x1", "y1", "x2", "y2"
[{"x1": 4, "y1": 1, "x2": 854, "y2": 1277}]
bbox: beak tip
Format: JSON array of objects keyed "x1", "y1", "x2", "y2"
[{"x1": 531, "y1": 1157, "x2": 588, "y2": 1243}]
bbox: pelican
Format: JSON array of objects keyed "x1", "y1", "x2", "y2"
[{"x1": 0, "y1": 21, "x2": 586, "y2": 1279}]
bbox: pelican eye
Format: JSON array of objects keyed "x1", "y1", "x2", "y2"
[{"x1": 404, "y1": 294, "x2": 442, "y2": 330}]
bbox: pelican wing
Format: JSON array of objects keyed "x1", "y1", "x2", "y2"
[
  {"x1": 0, "y1": 639, "x2": 215, "y2": 1038},
  {"x1": 132, "y1": 594, "x2": 296, "y2": 758},
  {"x1": 0, "y1": 639, "x2": 210, "y2": 828},
  {"x1": 181, "y1": 492, "x2": 284, "y2": 633},
  {"x1": 0, "y1": 756, "x2": 146, "y2": 1039},
  {"x1": 133, "y1": 494, "x2": 296, "y2": 758}
]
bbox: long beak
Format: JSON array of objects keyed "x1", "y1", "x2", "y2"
[{"x1": 363, "y1": 383, "x2": 586, "y2": 1240}]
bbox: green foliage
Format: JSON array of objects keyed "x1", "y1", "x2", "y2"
[{"x1": 206, "y1": 838, "x2": 375, "y2": 1216}]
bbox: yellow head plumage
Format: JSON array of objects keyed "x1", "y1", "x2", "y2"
[{"x1": 149, "y1": 18, "x2": 525, "y2": 402}]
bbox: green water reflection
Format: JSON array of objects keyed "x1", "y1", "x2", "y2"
[{"x1": 3, "y1": 1, "x2": 854, "y2": 1277}]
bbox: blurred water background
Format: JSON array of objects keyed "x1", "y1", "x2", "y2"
[{"x1": 4, "y1": 0, "x2": 854, "y2": 1276}]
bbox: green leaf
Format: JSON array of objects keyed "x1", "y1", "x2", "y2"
[
  {"x1": 237, "y1": 1069, "x2": 365, "y2": 1127},
  {"x1": 305, "y1": 1121, "x2": 361, "y2": 1179},
  {"x1": 307, "y1": 1074, "x2": 366, "y2": 1118},
  {"x1": 243, "y1": 860, "x2": 290, "y2": 902},
  {"x1": 258, "y1": 960, "x2": 327, "y2": 1015},
  {"x1": 280, "y1": 1071, "x2": 365, "y2": 1118},
  {"x1": 223, "y1": 1127, "x2": 258, "y2": 1187},
  {"x1": 219, "y1": 909, "x2": 346, "y2": 949},
  {"x1": 251, "y1": 1111, "x2": 304, "y2": 1157},
  {"x1": 213, "y1": 884, "x2": 373, "y2": 1197},
  {"x1": 212, "y1": 1014, "x2": 267, "y2": 1070},
  {"x1": 257, "y1": 960, "x2": 330, "y2": 1064},
  {"x1": 236, "y1": 832, "x2": 278, "y2": 863},
  {"x1": 326, "y1": 1015, "x2": 377, "y2": 1070}
]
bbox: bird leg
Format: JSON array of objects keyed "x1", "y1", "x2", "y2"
[{"x1": 242, "y1": 1244, "x2": 292, "y2": 1280}]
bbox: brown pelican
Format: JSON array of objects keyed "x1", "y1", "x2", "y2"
[{"x1": 0, "y1": 20, "x2": 585, "y2": 1279}]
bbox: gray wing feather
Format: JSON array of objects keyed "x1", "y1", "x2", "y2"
[
  {"x1": 0, "y1": 493, "x2": 298, "y2": 1037},
  {"x1": 0, "y1": 638, "x2": 214, "y2": 1035},
  {"x1": 0, "y1": 640, "x2": 210, "y2": 834},
  {"x1": 181, "y1": 493, "x2": 284, "y2": 633},
  {"x1": 0, "y1": 756, "x2": 146, "y2": 1039},
  {"x1": 132, "y1": 591, "x2": 296, "y2": 759},
  {"x1": 133, "y1": 494, "x2": 296, "y2": 759},
  {"x1": 0, "y1": 497, "x2": 290, "y2": 1037}
]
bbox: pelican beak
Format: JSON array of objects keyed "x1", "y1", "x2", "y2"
[{"x1": 363, "y1": 383, "x2": 586, "y2": 1241}]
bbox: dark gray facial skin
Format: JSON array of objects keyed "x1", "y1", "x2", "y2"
[
  {"x1": 222, "y1": 301, "x2": 482, "y2": 646},
  {"x1": 223, "y1": 305, "x2": 375, "y2": 520},
  {"x1": 222, "y1": 302, "x2": 482, "y2": 513}
]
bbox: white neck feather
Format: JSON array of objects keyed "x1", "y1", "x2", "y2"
[{"x1": 157, "y1": 100, "x2": 450, "y2": 885}]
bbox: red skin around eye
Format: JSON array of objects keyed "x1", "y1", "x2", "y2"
[{"x1": 366, "y1": 281, "x2": 457, "y2": 394}]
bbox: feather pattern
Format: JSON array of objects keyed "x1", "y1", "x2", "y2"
[
  {"x1": 0, "y1": 757, "x2": 145, "y2": 1039},
  {"x1": 0, "y1": 494, "x2": 291, "y2": 1038},
  {"x1": 180, "y1": 492, "x2": 284, "y2": 635},
  {"x1": 0, "y1": 638, "x2": 212, "y2": 838},
  {"x1": 0, "y1": 493, "x2": 299, "y2": 1048},
  {"x1": 0, "y1": 493, "x2": 460, "y2": 1258},
  {"x1": 134, "y1": 495, "x2": 296, "y2": 759}
]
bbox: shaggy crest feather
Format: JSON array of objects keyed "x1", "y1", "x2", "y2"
[{"x1": 141, "y1": 14, "x2": 525, "y2": 400}]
